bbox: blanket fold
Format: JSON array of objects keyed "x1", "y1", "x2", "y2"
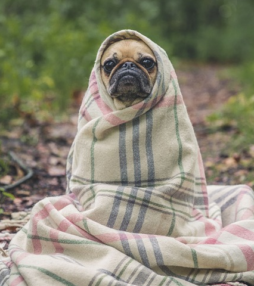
[{"x1": 1, "y1": 30, "x2": 254, "y2": 286}]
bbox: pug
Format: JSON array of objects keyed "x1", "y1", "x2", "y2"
[{"x1": 101, "y1": 39, "x2": 157, "y2": 109}]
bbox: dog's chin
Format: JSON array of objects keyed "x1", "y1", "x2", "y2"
[
  {"x1": 109, "y1": 84, "x2": 150, "y2": 110},
  {"x1": 113, "y1": 76, "x2": 149, "y2": 96}
]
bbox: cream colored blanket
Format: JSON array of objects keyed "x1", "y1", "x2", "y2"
[{"x1": 1, "y1": 30, "x2": 254, "y2": 286}]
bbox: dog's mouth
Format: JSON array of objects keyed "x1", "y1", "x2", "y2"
[
  {"x1": 113, "y1": 74, "x2": 140, "y2": 96},
  {"x1": 119, "y1": 74, "x2": 138, "y2": 86},
  {"x1": 109, "y1": 70, "x2": 151, "y2": 98}
]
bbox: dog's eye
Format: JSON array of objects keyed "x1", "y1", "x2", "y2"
[
  {"x1": 103, "y1": 60, "x2": 116, "y2": 73},
  {"x1": 140, "y1": 58, "x2": 155, "y2": 70}
]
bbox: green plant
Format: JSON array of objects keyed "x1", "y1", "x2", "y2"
[
  {"x1": 0, "y1": 187, "x2": 15, "y2": 205},
  {"x1": 0, "y1": 158, "x2": 9, "y2": 177}
]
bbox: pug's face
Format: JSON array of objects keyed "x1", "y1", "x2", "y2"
[{"x1": 101, "y1": 39, "x2": 157, "y2": 109}]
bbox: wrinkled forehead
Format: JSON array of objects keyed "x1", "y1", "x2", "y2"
[{"x1": 101, "y1": 39, "x2": 156, "y2": 63}]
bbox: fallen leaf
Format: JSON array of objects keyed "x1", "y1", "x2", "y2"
[
  {"x1": 48, "y1": 166, "x2": 66, "y2": 176},
  {"x1": 13, "y1": 198, "x2": 22, "y2": 206},
  {"x1": 234, "y1": 170, "x2": 248, "y2": 177},
  {"x1": 47, "y1": 178, "x2": 59, "y2": 186},
  {"x1": 49, "y1": 156, "x2": 61, "y2": 166},
  {"x1": 46, "y1": 123, "x2": 77, "y2": 141},
  {"x1": 0, "y1": 175, "x2": 12, "y2": 185},
  {"x1": 16, "y1": 190, "x2": 30, "y2": 197},
  {"x1": 233, "y1": 153, "x2": 241, "y2": 163},
  {"x1": 216, "y1": 163, "x2": 229, "y2": 172},
  {"x1": 224, "y1": 157, "x2": 237, "y2": 168},
  {"x1": 205, "y1": 161, "x2": 215, "y2": 168},
  {"x1": 48, "y1": 142, "x2": 60, "y2": 156}
]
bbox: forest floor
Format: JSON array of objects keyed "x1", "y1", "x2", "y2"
[{"x1": 1, "y1": 63, "x2": 254, "y2": 244}]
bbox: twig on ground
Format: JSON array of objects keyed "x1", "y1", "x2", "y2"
[{"x1": 1, "y1": 152, "x2": 33, "y2": 191}]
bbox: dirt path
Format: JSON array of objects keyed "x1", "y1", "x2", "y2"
[
  {"x1": 178, "y1": 64, "x2": 238, "y2": 156},
  {"x1": 1, "y1": 64, "x2": 251, "y2": 219},
  {"x1": 178, "y1": 64, "x2": 238, "y2": 125}
]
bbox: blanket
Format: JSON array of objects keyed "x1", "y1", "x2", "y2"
[{"x1": 1, "y1": 30, "x2": 254, "y2": 286}]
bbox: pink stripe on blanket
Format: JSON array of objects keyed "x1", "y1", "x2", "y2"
[
  {"x1": 58, "y1": 218, "x2": 72, "y2": 232},
  {"x1": 49, "y1": 229, "x2": 64, "y2": 253},
  {"x1": 31, "y1": 203, "x2": 54, "y2": 254},
  {"x1": 62, "y1": 214, "x2": 101, "y2": 243},
  {"x1": 81, "y1": 107, "x2": 92, "y2": 122},
  {"x1": 192, "y1": 208, "x2": 217, "y2": 236},
  {"x1": 94, "y1": 232, "x2": 121, "y2": 243},
  {"x1": 15, "y1": 252, "x2": 29, "y2": 264},
  {"x1": 199, "y1": 237, "x2": 223, "y2": 244},
  {"x1": 131, "y1": 97, "x2": 158, "y2": 110},
  {"x1": 89, "y1": 71, "x2": 112, "y2": 114},
  {"x1": 10, "y1": 275, "x2": 24, "y2": 286},
  {"x1": 132, "y1": 95, "x2": 183, "y2": 110},
  {"x1": 104, "y1": 113, "x2": 126, "y2": 126},
  {"x1": 131, "y1": 94, "x2": 183, "y2": 111},
  {"x1": 53, "y1": 195, "x2": 74, "y2": 210},
  {"x1": 238, "y1": 244, "x2": 254, "y2": 271},
  {"x1": 81, "y1": 91, "x2": 112, "y2": 121},
  {"x1": 3, "y1": 259, "x2": 12, "y2": 268},
  {"x1": 88, "y1": 71, "x2": 97, "y2": 91},
  {"x1": 240, "y1": 209, "x2": 254, "y2": 220},
  {"x1": 9, "y1": 247, "x2": 29, "y2": 264},
  {"x1": 155, "y1": 94, "x2": 183, "y2": 108},
  {"x1": 199, "y1": 224, "x2": 254, "y2": 246},
  {"x1": 226, "y1": 225, "x2": 254, "y2": 241}
]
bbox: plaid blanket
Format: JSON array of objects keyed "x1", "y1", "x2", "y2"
[{"x1": 1, "y1": 30, "x2": 254, "y2": 286}]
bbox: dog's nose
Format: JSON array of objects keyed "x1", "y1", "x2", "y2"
[{"x1": 122, "y1": 61, "x2": 136, "y2": 69}]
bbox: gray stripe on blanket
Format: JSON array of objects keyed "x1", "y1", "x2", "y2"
[
  {"x1": 107, "y1": 186, "x2": 125, "y2": 228},
  {"x1": 131, "y1": 266, "x2": 153, "y2": 285},
  {"x1": 119, "y1": 123, "x2": 128, "y2": 184},
  {"x1": 120, "y1": 232, "x2": 134, "y2": 258},
  {"x1": 133, "y1": 117, "x2": 141, "y2": 185},
  {"x1": 120, "y1": 187, "x2": 139, "y2": 230},
  {"x1": 0, "y1": 262, "x2": 10, "y2": 286},
  {"x1": 133, "y1": 188, "x2": 153, "y2": 233},
  {"x1": 149, "y1": 236, "x2": 175, "y2": 276},
  {"x1": 146, "y1": 109, "x2": 155, "y2": 186},
  {"x1": 135, "y1": 234, "x2": 151, "y2": 268}
]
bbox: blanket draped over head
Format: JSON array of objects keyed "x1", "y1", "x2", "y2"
[{"x1": 1, "y1": 30, "x2": 254, "y2": 286}]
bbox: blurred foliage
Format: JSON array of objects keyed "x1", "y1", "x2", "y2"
[
  {"x1": 208, "y1": 61, "x2": 254, "y2": 151},
  {"x1": 0, "y1": 0, "x2": 254, "y2": 135},
  {"x1": 208, "y1": 90, "x2": 254, "y2": 151}
]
